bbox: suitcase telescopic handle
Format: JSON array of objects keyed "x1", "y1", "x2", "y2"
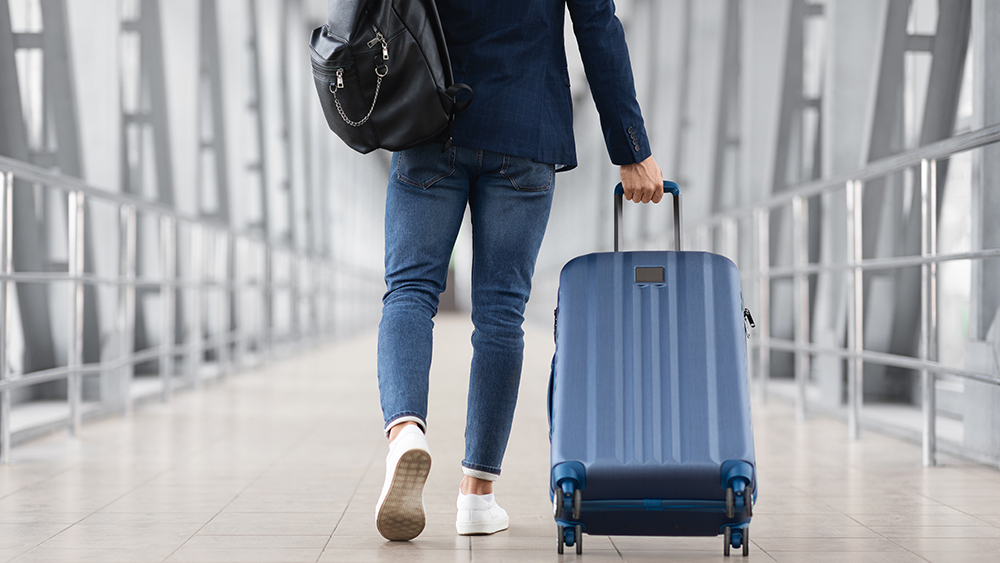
[{"x1": 614, "y1": 181, "x2": 682, "y2": 252}]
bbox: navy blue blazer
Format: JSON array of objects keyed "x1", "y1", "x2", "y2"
[{"x1": 436, "y1": 0, "x2": 651, "y2": 170}]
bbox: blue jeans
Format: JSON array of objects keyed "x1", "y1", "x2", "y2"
[{"x1": 378, "y1": 143, "x2": 556, "y2": 478}]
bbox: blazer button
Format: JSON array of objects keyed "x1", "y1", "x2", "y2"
[
  {"x1": 634, "y1": 145, "x2": 641, "y2": 152},
  {"x1": 628, "y1": 126, "x2": 635, "y2": 134},
  {"x1": 630, "y1": 132, "x2": 637, "y2": 140}
]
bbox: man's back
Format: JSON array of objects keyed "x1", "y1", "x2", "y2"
[
  {"x1": 437, "y1": 1, "x2": 572, "y2": 166},
  {"x1": 435, "y1": 0, "x2": 651, "y2": 170}
]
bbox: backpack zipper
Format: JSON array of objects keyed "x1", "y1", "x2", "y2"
[{"x1": 367, "y1": 28, "x2": 389, "y2": 61}]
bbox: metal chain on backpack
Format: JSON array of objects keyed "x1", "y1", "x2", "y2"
[
  {"x1": 331, "y1": 32, "x2": 389, "y2": 128},
  {"x1": 332, "y1": 67, "x2": 385, "y2": 127}
]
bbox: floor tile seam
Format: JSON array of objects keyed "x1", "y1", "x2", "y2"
[
  {"x1": 0, "y1": 462, "x2": 85, "y2": 502},
  {"x1": 856, "y1": 519, "x2": 935, "y2": 563},
  {"x1": 944, "y1": 504, "x2": 1000, "y2": 527},
  {"x1": 161, "y1": 424, "x2": 326, "y2": 563},
  {"x1": 605, "y1": 536, "x2": 627, "y2": 561},
  {"x1": 8, "y1": 464, "x2": 178, "y2": 561},
  {"x1": 5, "y1": 520, "x2": 82, "y2": 563},
  {"x1": 746, "y1": 542, "x2": 780, "y2": 562},
  {"x1": 316, "y1": 445, "x2": 380, "y2": 562}
]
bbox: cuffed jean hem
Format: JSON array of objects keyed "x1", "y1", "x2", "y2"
[
  {"x1": 461, "y1": 462, "x2": 500, "y2": 481},
  {"x1": 384, "y1": 414, "x2": 427, "y2": 438}
]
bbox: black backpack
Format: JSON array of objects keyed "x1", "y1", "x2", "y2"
[{"x1": 310, "y1": 0, "x2": 472, "y2": 153}]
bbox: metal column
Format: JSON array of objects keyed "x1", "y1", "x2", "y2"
[
  {"x1": 966, "y1": 0, "x2": 1000, "y2": 460},
  {"x1": 120, "y1": 0, "x2": 174, "y2": 204},
  {"x1": 769, "y1": 0, "x2": 826, "y2": 384},
  {"x1": 862, "y1": 0, "x2": 971, "y2": 400},
  {"x1": 710, "y1": 0, "x2": 743, "y2": 215},
  {"x1": 0, "y1": 0, "x2": 60, "y2": 380},
  {"x1": 0, "y1": 172, "x2": 12, "y2": 463},
  {"x1": 197, "y1": 0, "x2": 231, "y2": 224},
  {"x1": 671, "y1": 0, "x2": 694, "y2": 189},
  {"x1": 279, "y1": 0, "x2": 300, "y2": 342},
  {"x1": 247, "y1": 0, "x2": 272, "y2": 353},
  {"x1": 771, "y1": 0, "x2": 825, "y2": 192},
  {"x1": 119, "y1": 0, "x2": 177, "y2": 376}
]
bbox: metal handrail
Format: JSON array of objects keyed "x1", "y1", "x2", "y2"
[
  {"x1": 689, "y1": 123, "x2": 1000, "y2": 468},
  {"x1": 0, "y1": 156, "x2": 225, "y2": 232},
  {"x1": 0, "y1": 158, "x2": 383, "y2": 464},
  {"x1": 693, "y1": 123, "x2": 1000, "y2": 226}
]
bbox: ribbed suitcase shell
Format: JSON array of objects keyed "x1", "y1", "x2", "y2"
[{"x1": 551, "y1": 250, "x2": 755, "y2": 537}]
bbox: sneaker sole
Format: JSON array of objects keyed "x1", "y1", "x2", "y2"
[
  {"x1": 376, "y1": 448, "x2": 431, "y2": 541},
  {"x1": 456, "y1": 514, "x2": 510, "y2": 536}
]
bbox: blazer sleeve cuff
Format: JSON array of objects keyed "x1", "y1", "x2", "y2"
[{"x1": 607, "y1": 122, "x2": 653, "y2": 166}]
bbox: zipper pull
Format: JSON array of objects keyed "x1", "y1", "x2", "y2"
[
  {"x1": 335, "y1": 68, "x2": 344, "y2": 90},
  {"x1": 743, "y1": 308, "x2": 755, "y2": 339},
  {"x1": 368, "y1": 31, "x2": 389, "y2": 60}
]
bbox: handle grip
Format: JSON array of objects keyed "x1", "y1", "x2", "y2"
[
  {"x1": 614, "y1": 180, "x2": 680, "y2": 197},
  {"x1": 614, "y1": 181, "x2": 682, "y2": 252}
]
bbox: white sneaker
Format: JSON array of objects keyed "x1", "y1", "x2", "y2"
[
  {"x1": 456, "y1": 491, "x2": 509, "y2": 535},
  {"x1": 375, "y1": 425, "x2": 432, "y2": 541}
]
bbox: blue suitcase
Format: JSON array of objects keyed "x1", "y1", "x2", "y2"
[{"x1": 549, "y1": 182, "x2": 757, "y2": 556}]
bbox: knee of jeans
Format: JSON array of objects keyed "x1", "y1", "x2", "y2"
[
  {"x1": 383, "y1": 283, "x2": 442, "y2": 316},
  {"x1": 471, "y1": 304, "x2": 525, "y2": 342}
]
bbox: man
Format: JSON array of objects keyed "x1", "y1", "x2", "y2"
[{"x1": 375, "y1": 0, "x2": 664, "y2": 541}]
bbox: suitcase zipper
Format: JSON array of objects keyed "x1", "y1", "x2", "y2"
[{"x1": 743, "y1": 308, "x2": 755, "y2": 339}]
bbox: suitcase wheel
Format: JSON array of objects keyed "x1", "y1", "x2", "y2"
[
  {"x1": 556, "y1": 524, "x2": 583, "y2": 554},
  {"x1": 554, "y1": 482, "x2": 582, "y2": 521},
  {"x1": 723, "y1": 526, "x2": 750, "y2": 557},
  {"x1": 726, "y1": 478, "x2": 754, "y2": 518}
]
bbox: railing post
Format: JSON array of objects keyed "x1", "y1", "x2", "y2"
[
  {"x1": 310, "y1": 259, "x2": 319, "y2": 341},
  {"x1": 291, "y1": 251, "x2": 300, "y2": 347},
  {"x1": 264, "y1": 245, "x2": 274, "y2": 357},
  {"x1": 119, "y1": 205, "x2": 137, "y2": 414},
  {"x1": 724, "y1": 217, "x2": 738, "y2": 264},
  {"x1": 846, "y1": 180, "x2": 864, "y2": 440},
  {"x1": 0, "y1": 172, "x2": 13, "y2": 464},
  {"x1": 792, "y1": 195, "x2": 809, "y2": 421},
  {"x1": 234, "y1": 237, "x2": 247, "y2": 368},
  {"x1": 159, "y1": 215, "x2": 176, "y2": 401},
  {"x1": 697, "y1": 224, "x2": 711, "y2": 253},
  {"x1": 253, "y1": 241, "x2": 262, "y2": 359},
  {"x1": 754, "y1": 207, "x2": 770, "y2": 402},
  {"x1": 67, "y1": 190, "x2": 85, "y2": 435},
  {"x1": 920, "y1": 159, "x2": 938, "y2": 467},
  {"x1": 217, "y1": 231, "x2": 231, "y2": 378},
  {"x1": 188, "y1": 224, "x2": 204, "y2": 388}
]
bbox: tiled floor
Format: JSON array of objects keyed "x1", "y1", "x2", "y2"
[{"x1": 1, "y1": 314, "x2": 1000, "y2": 562}]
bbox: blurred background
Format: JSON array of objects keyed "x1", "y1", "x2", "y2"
[{"x1": 0, "y1": 0, "x2": 998, "y2": 471}]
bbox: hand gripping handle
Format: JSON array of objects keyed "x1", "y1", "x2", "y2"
[{"x1": 614, "y1": 181, "x2": 682, "y2": 252}]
